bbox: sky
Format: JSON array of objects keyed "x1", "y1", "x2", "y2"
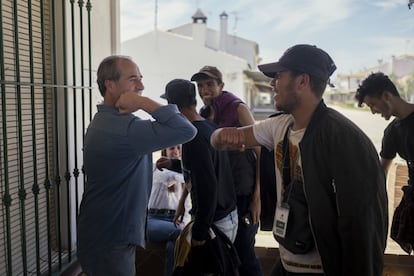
[{"x1": 120, "y1": 0, "x2": 414, "y2": 75}]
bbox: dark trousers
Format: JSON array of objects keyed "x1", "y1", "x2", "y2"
[
  {"x1": 234, "y1": 195, "x2": 263, "y2": 276},
  {"x1": 270, "y1": 259, "x2": 324, "y2": 276}
]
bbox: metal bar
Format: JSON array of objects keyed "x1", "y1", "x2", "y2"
[
  {"x1": 67, "y1": 0, "x2": 79, "y2": 261},
  {"x1": 27, "y1": 0, "x2": 41, "y2": 274},
  {"x1": 40, "y1": 0, "x2": 53, "y2": 273},
  {"x1": 87, "y1": 0, "x2": 92, "y2": 121},
  {"x1": 13, "y1": 0, "x2": 28, "y2": 274},
  {"x1": 62, "y1": 0, "x2": 71, "y2": 264},
  {"x1": 0, "y1": 80, "x2": 92, "y2": 89},
  {"x1": 0, "y1": 0, "x2": 13, "y2": 274},
  {"x1": 78, "y1": 0, "x2": 85, "y2": 219},
  {"x1": 84, "y1": 0, "x2": 92, "y2": 190},
  {"x1": 51, "y1": 0, "x2": 63, "y2": 270}
]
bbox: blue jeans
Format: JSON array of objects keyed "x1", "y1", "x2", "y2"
[
  {"x1": 234, "y1": 195, "x2": 263, "y2": 276},
  {"x1": 79, "y1": 245, "x2": 136, "y2": 276},
  {"x1": 147, "y1": 213, "x2": 182, "y2": 276},
  {"x1": 213, "y1": 208, "x2": 239, "y2": 243}
]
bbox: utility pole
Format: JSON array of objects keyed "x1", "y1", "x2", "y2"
[
  {"x1": 154, "y1": 0, "x2": 158, "y2": 30},
  {"x1": 230, "y1": 11, "x2": 239, "y2": 36}
]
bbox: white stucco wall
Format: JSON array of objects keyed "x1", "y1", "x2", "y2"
[
  {"x1": 60, "y1": 0, "x2": 119, "y2": 106},
  {"x1": 170, "y1": 23, "x2": 258, "y2": 69},
  {"x1": 90, "y1": 0, "x2": 121, "y2": 101},
  {"x1": 121, "y1": 30, "x2": 250, "y2": 112}
]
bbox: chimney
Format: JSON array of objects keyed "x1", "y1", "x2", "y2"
[
  {"x1": 219, "y1": 11, "x2": 228, "y2": 52},
  {"x1": 192, "y1": 9, "x2": 207, "y2": 46}
]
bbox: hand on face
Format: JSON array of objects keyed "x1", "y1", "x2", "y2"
[{"x1": 115, "y1": 91, "x2": 142, "y2": 114}]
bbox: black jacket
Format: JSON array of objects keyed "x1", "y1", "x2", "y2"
[
  {"x1": 260, "y1": 101, "x2": 388, "y2": 276},
  {"x1": 182, "y1": 120, "x2": 237, "y2": 241}
]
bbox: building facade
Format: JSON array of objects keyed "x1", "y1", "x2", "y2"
[
  {"x1": 329, "y1": 55, "x2": 414, "y2": 104},
  {"x1": 121, "y1": 9, "x2": 274, "y2": 118}
]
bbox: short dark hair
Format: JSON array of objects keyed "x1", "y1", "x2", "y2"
[
  {"x1": 290, "y1": 70, "x2": 328, "y2": 99},
  {"x1": 355, "y1": 72, "x2": 399, "y2": 107},
  {"x1": 96, "y1": 55, "x2": 133, "y2": 97}
]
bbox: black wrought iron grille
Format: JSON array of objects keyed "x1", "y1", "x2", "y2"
[{"x1": 0, "y1": 0, "x2": 93, "y2": 275}]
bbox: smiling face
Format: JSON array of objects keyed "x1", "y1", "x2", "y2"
[
  {"x1": 195, "y1": 78, "x2": 224, "y2": 105},
  {"x1": 165, "y1": 145, "x2": 181, "y2": 159},
  {"x1": 270, "y1": 71, "x2": 301, "y2": 113},
  {"x1": 104, "y1": 58, "x2": 145, "y2": 105},
  {"x1": 113, "y1": 59, "x2": 144, "y2": 96}
]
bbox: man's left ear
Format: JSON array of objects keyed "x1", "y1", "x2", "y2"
[
  {"x1": 104, "y1": 79, "x2": 114, "y2": 92},
  {"x1": 383, "y1": 90, "x2": 393, "y2": 102}
]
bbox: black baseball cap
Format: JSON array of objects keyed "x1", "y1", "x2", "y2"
[
  {"x1": 160, "y1": 79, "x2": 196, "y2": 108},
  {"x1": 258, "y1": 44, "x2": 337, "y2": 81}
]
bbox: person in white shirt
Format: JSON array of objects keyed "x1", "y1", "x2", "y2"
[
  {"x1": 147, "y1": 145, "x2": 190, "y2": 276},
  {"x1": 211, "y1": 44, "x2": 387, "y2": 276}
]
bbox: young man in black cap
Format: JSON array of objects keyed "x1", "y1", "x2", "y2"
[
  {"x1": 162, "y1": 78, "x2": 238, "y2": 245},
  {"x1": 211, "y1": 44, "x2": 388, "y2": 275},
  {"x1": 191, "y1": 66, "x2": 263, "y2": 276}
]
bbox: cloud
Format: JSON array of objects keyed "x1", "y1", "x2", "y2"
[
  {"x1": 370, "y1": 0, "x2": 406, "y2": 9},
  {"x1": 364, "y1": 35, "x2": 413, "y2": 57},
  {"x1": 120, "y1": 0, "x2": 192, "y2": 41},
  {"x1": 248, "y1": 0, "x2": 353, "y2": 34},
  {"x1": 120, "y1": 0, "x2": 414, "y2": 73}
]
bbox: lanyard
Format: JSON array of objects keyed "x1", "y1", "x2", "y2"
[
  {"x1": 282, "y1": 123, "x2": 293, "y2": 187},
  {"x1": 281, "y1": 123, "x2": 299, "y2": 203}
]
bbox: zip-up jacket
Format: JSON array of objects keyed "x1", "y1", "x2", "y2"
[{"x1": 259, "y1": 101, "x2": 388, "y2": 276}]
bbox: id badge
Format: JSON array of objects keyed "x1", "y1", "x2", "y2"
[{"x1": 275, "y1": 203, "x2": 290, "y2": 238}]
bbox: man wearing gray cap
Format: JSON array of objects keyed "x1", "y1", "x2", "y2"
[{"x1": 211, "y1": 44, "x2": 388, "y2": 275}]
